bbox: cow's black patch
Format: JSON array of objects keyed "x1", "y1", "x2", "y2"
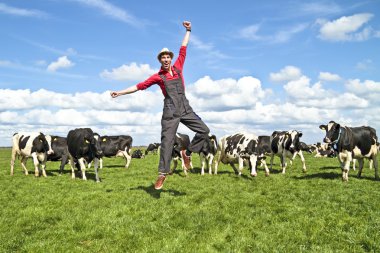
[{"x1": 19, "y1": 135, "x2": 29, "y2": 150}]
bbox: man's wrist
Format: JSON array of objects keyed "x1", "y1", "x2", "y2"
[{"x1": 186, "y1": 28, "x2": 191, "y2": 32}]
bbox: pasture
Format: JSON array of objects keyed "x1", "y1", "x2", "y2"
[{"x1": 1, "y1": 147, "x2": 379, "y2": 252}]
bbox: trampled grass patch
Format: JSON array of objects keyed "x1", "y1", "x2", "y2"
[{"x1": 1, "y1": 147, "x2": 379, "y2": 252}]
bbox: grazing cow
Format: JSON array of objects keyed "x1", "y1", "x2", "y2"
[
  {"x1": 67, "y1": 128, "x2": 103, "y2": 182},
  {"x1": 199, "y1": 134, "x2": 218, "y2": 175},
  {"x1": 97, "y1": 135, "x2": 133, "y2": 169},
  {"x1": 46, "y1": 135, "x2": 69, "y2": 174},
  {"x1": 214, "y1": 133, "x2": 267, "y2": 177},
  {"x1": 319, "y1": 121, "x2": 379, "y2": 181},
  {"x1": 270, "y1": 130, "x2": 307, "y2": 174},
  {"x1": 171, "y1": 133, "x2": 193, "y2": 175},
  {"x1": 10, "y1": 132, "x2": 54, "y2": 177},
  {"x1": 132, "y1": 149, "x2": 145, "y2": 159},
  {"x1": 145, "y1": 143, "x2": 161, "y2": 155}
]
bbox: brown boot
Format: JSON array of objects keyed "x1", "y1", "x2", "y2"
[
  {"x1": 154, "y1": 175, "x2": 166, "y2": 190},
  {"x1": 181, "y1": 150, "x2": 191, "y2": 171}
]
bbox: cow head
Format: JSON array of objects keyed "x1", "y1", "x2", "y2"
[
  {"x1": 92, "y1": 133, "x2": 103, "y2": 158},
  {"x1": 35, "y1": 133, "x2": 54, "y2": 155},
  {"x1": 319, "y1": 121, "x2": 341, "y2": 144},
  {"x1": 284, "y1": 130, "x2": 302, "y2": 153}
]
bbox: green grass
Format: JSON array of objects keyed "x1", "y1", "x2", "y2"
[{"x1": 1, "y1": 147, "x2": 380, "y2": 252}]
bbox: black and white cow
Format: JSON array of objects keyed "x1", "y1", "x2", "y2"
[
  {"x1": 171, "y1": 133, "x2": 193, "y2": 175},
  {"x1": 199, "y1": 134, "x2": 218, "y2": 175},
  {"x1": 97, "y1": 135, "x2": 133, "y2": 169},
  {"x1": 67, "y1": 128, "x2": 103, "y2": 182},
  {"x1": 145, "y1": 143, "x2": 160, "y2": 155},
  {"x1": 10, "y1": 132, "x2": 54, "y2": 177},
  {"x1": 270, "y1": 130, "x2": 307, "y2": 174},
  {"x1": 46, "y1": 135, "x2": 69, "y2": 174},
  {"x1": 214, "y1": 133, "x2": 268, "y2": 177},
  {"x1": 132, "y1": 149, "x2": 145, "y2": 159},
  {"x1": 255, "y1": 135, "x2": 272, "y2": 173},
  {"x1": 319, "y1": 121, "x2": 379, "y2": 181}
]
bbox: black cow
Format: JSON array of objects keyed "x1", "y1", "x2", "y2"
[
  {"x1": 214, "y1": 133, "x2": 267, "y2": 176},
  {"x1": 132, "y1": 149, "x2": 145, "y2": 159},
  {"x1": 270, "y1": 130, "x2": 307, "y2": 174},
  {"x1": 199, "y1": 134, "x2": 218, "y2": 175},
  {"x1": 11, "y1": 132, "x2": 54, "y2": 177},
  {"x1": 145, "y1": 143, "x2": 160, "y2": 155},
  {"x1": 97, "y1": 135, "x2": 133, "y2": 169},
  {"x1": 67, "y1": 128, "x2": 103, "y2": 182},
  {"x1": 46, "y1": 135, "x2": 69, "y2": 174},
  {"x1": 319, "y1": 121, "x2": 379, "y2": 181},
  {"x1": 171, "y1": 133, "x2": 193, "y2": 175}
]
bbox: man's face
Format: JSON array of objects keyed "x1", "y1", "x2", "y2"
[{"x1": 160, "y1": 54, "x2": 172, "y2": 71}]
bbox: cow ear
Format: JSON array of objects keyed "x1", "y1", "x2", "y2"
[
  {"x1": 319, "y1": 125, "x2": 327, "y2": 130},
  {"x1": 298, "y1": 132, "x2": 303, "y2": 137},
  {"x1": 53, "y1": 137, "x2": 57, "y2": 141}
]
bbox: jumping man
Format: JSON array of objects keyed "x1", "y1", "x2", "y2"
[{"x1": 110, "y1": 21, "x2": 210, "y2": 190}]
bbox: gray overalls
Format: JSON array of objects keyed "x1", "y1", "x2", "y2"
[{"x1": 158, "y1": 67, "x2": 210, "y2": 174}]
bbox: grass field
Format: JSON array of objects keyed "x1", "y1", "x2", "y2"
[{"x1": 1, "y1": 147, "x2": 380, "y2": 252}]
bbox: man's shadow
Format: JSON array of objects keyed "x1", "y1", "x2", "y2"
[{"x1": 130, "y1": 185, "x2": 186, "y2": 199}]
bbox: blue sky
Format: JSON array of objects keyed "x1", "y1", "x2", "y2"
[{"x1": 1, "y1": 0, "x2": 380, "y2": 147}]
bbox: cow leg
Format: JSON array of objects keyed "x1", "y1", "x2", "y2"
[
  {"x1": 200, "y1": 154, "x2": 206, "y2": 175},
  {"x1": 94, "y1": 158, "x2": 101, "y2": 183},
  {"x1": 31, "y1": 153, "x2": 40, "y2": 177},
  {"x1": 298, "y1": 151, "x2": 307, "y2": 173},
  {"x1": 78, "y1": 158, "x2": 87, "y2": 180},
  {"x1": 213, "y1": 150, "x2": 221, "y2": 175},
  {"x1": 352, "y1": 159, "x2": 356, "y2": 171},
  {"x1": 369, "y1": 159, "x2": 373, "y2": 170},
  {"x1": 373, "y1": 155, "x2": 379, "y2": 180},
  {"x1": 68, "y1": 155, "x2": 76, "y2": 179},
  {"x1": 60, "y1": 155, "x2": 68, "y2": 175},
  {"x1": 20, "y1": 156, "x2": 29, "y2": 175},
  {"x1": 269, "y1": 154, "x2": 274, "y2": 171},
  {"x1": 100, "y1": 158, "x2": 103, "y2": 169},
  {"x1": 230, "y1": 162, "x2": 239, "y2": 175},
  {"x1": 180, "y1": 155, "x2": 188, "y2": 176},
  {"x1": 208, "y1": 154, "x2": 214, "y2": 175},
  {"x1": 237, "y1": 158, "x2": 244, "y2": 176},
  {"x1": 249, "y1": 155, "x2": 258, "y2": 177},
  {"x1": 122, "y1": 150, "x2": 131, "y2": 169},
  {"x1": 87, "y1": 161, "x2": 92, "y2": 169},
  {"x1": 260, "y1": 159, "x2": 270, "y2": 176},
  {"x1": 40, "y1": 156, "x2": 48, "y2": 178},
  {"x1": 357, "y1": 158, "x2": 364, "y2": 178},
  {"x1": 280, "y1": 155, "x2": 287, "y2": 174},
  {"x1": 171, "y1": 158, "x2": 178, "y2": 175},
  {"x1": 10, "y1": 148, "x2": 18, "y2": 176}
]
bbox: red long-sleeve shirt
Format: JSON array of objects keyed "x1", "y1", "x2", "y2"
[{"x1": 136, "y1": 46, "x2": 187, "y2": 97}]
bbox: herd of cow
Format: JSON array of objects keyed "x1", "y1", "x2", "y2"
[{"x1": 9, "y1": 121, "x2": 379, "y2": 182}]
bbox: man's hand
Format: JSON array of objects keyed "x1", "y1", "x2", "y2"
[
  {"x1": 110, "y1": 91, "x2": 120, "y2": 98},
  {"x1": 183, "y1": 21, "x2": 191, "y2": 30}
]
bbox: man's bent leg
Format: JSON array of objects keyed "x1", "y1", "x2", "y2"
[{"x1": 181, "y1": 112, "x2": 210, "y2": 153}]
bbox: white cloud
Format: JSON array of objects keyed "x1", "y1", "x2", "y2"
[
  {"x1": 238, "y1": 23, "x2": 307, "y2": 43},
  {"x1": 73, "y1": 0, "x2": 143, "y2": 27},
  {"x1": 316, "y1": 13, "x2": 378, "y2": 41},
  {"x1": 47, "y1": 56, "x2": 74, "y2": 72},
  {"x1": 270, "y1": 66, "x2": 302, "y2": 82},
  {"x1": 100, "y1": 62, "x2": 157, "y2": 81},
  {"x1": 319, "y1": 72, "x2": 341, "y2": 81},
  {"x1": 0, "y1": 3, "x2": 48, "y2": 18},
  {"x1": 187, "y1": 76, "x2": 271, "y2": 111},
  {"x1": 356, "y1": 59, "x2": 373, "y2": 71},
  {"x1": 345, "y1": 79, "x2": 380, "y2": 96}
]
